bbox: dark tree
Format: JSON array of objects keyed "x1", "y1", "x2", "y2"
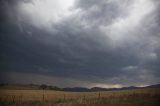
[
  {"x1": 40, "y1": 84, "x2": 47, "y2": 90},
  {"x1": 40, "y1": 84, "x2": 47, "y2": 101}
]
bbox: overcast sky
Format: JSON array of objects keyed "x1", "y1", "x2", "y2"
[{"x1": 0, "y1": 0, "x2": 160, "y2": 88}]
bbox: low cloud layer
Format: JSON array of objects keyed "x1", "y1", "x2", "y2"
[{"x1": 0, "y1": 0, "x2": 160, "y2": 87}]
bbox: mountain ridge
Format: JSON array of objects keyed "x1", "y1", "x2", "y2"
[{"x1": 0, "y1": 83, "x2": 160, "y2": 92}]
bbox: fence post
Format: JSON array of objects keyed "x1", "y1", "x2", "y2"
[
  {"x1": 12, "y1": 96, "x2": 15, "y2": 104},
  {"x1": 42, "y1": 90, "x2": 45, "y2": 102},
  {"x1": 98, "y1": 92, "x2": 101, "y2": 99},
  {"x1": 98, "y1": 92, "x2": 101, "y2": 106},
  {"x1": 83, "y1": 95, "x2": 86, "y2": 106}
]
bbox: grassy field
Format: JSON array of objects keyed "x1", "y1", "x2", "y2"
[{"x1": 0, "y1": 88, "x2": 160, "y2": 106}]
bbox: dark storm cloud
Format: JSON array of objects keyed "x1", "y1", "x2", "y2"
[
  {"x1": 0, "y1": 20, "x2": 138, "y2": 79},
  {"x1": 0, "y1": 0, "x2": 160, "y2": 87}
]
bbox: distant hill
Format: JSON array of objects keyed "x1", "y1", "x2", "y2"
[
  {"x1": 63, "y1": 86, "x2": 140, "y2": 92},
  {"x1": 0, "y1": 84, "x2": 40, "y2": 90},
  {"x1": 0, "y1": 83, "x2": 160, "y2": 92},
  {"x1": 146, "y1": 84, "x2": 160, "y2": 88},
  {"x1": 63, "y1": 87, "x2": 90, "y2": 92}
]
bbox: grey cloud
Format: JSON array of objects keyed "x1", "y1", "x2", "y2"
[
  {"x1": 0, "y1": 0, "x2": 160, "y2": 87},
  {"x1": 73, "y1": 0, "x2": 133, "y2": 28}
]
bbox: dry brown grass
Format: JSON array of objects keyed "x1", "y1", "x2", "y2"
[{"x1": 0, "y1": 88, "x2": 160, "y2": 106}]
